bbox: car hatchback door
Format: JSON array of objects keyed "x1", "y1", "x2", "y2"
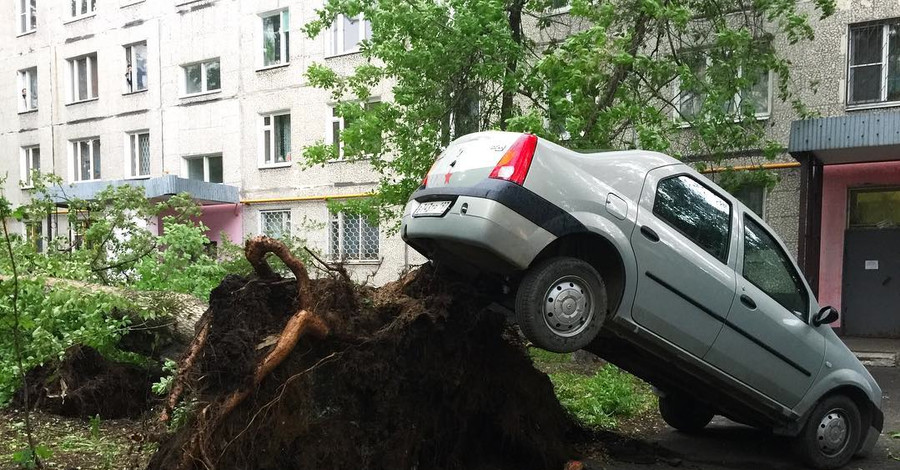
[
  {"x1": 704, "y1": 212, "x2": 825, "y2": 408},
  {"x1": 630, "y1": 167, "x2": 739, "y2": 359}
]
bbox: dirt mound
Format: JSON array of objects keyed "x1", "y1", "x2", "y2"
[
  {"x1": 14, "y1": 345, "x2": 160, "y2": 419},
  {"x1": 147, "y1": 237, "x2": 577, "y2": 470}
]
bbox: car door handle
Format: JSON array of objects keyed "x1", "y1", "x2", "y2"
[
  {"x1": 740, "y1": 294, "x2": 757, "y2": 310},
  {"x1": 640, "y1": 225, "x2": 660, "y2": 243}
]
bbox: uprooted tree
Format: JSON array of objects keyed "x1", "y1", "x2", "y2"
[
  {"x1": 301, "y1": 0, "x2": 835, "y2": 221},
  {"x1": 149, "y1": 236, "x2": 577, "y2": 470}
]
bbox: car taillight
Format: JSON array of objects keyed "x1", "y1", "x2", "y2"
[
  {"x1": 489, "y1": 134, "x2": 538, "y2": 185},
  {"x1": 421, "y1": 153, "x2": 441, "y2": 188}
]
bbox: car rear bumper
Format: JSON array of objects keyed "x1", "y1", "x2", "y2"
[{"x1": 402, "y1": 193, "x2": 555, "y2": 273}]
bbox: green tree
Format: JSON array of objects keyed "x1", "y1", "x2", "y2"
[{"x1": 302, "y1": 0, "x2": 835, "y2": 221}]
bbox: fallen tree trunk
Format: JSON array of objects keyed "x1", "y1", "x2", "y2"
[{"x1": 0, "y1": 275, "x2": 208, "y2": 343}]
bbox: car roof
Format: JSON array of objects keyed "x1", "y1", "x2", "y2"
[{"x1": 539, "y1": 138, "x2": 683, "y2": 174}]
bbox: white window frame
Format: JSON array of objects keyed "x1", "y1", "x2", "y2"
[
  {"x1": 673, "y1": 59, "x2": 773, "y2": 124},
  {"x1": 124, "y1": 42, "x2": 148, "y2": 94},
  {"x1": 18, "y1": 67, "x2": 38, "y2": 112},
  {"x1": 67, "y1": 53, "x2": 98, "y2": 103},
  {"x1": 327, "y1": 100, "x2": 380, "y2": 161},
  {"x1": 260, "y1": 9, "x2": 290, "y2": 68},
  {"x1": 125, "y1": 130, "x2": 150, "y2": 178},
  {"x1": 259, "y1": 112, "x2": 292, "y2": 168},
  {"x1": 25, "y1": 220, "x2": 44, "y2": 252},
  {"x1": 847, "y1": 21, "x2": 900, "y2": 109},
  {"x1": 328, "y1": 14, "x2": 372, "y2": 57},
  {"x1": 70, "y1": 138, "x2": 101, "y2": 182},
  {"x1": 183, "y1": 154, "x2": 223, "y2": 183},
  {"x1": 20, "y1": 146, "x2": 40, "y2": 188},
  {"x1": 181, "y1": 58, "x2": 221, "y2": 96},
  {"x1": 329, "y1": 211, "x2": 380, "y2": 263},
  {"x1": 18, "y1": 0, "x2": 37, "y2": 35},
  {"x1": 259, "y1": 209, "x2": 291, "y2": 239},
  {"x1": 69, "y1": 0, "x2": 96, "y2": 20}
]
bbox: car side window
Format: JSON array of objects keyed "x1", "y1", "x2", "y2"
[
  {"x1": 742, "y1": 215, "x2": 809, "y2": 317},
  {"x1": 652, "y1": 175, "x2": 731, "y2": 263}
]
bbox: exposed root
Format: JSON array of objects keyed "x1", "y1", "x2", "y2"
[
  {"x1": 162, "y1": 320, "x2": 210, "y2": 423},
  {"x1": 244, "y1": 236, "x2": 311, "y2": 309}
]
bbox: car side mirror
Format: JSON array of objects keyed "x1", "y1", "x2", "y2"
[{"x1": 812, "y1": 306, "x2": 839, "y2": 327}]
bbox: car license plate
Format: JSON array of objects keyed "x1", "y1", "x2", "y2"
[{"x1": 414, "y1": 200, "x2": 452, "y2": 217}]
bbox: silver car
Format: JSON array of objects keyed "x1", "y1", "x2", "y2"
[{"x1": 402, "y1": 131, "x2": 883, "y2": 470}]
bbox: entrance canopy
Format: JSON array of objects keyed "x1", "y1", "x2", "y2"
[
  {"x1": 789, "y1": 109, "x2": 900, "y2": 300},
  {"x1": 49, "y1": 175, "x2": 240, "y2": 206}
]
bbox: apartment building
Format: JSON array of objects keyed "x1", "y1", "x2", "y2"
[
  {"x1": 1, "y1": 0, "x2": 417, "y2": 285},
  {"x1": 3, "y1": 1, "x2": 900, "y2": 335}
]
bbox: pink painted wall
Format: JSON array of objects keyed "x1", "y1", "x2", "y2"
[
  {"x1": 818, "y1": 161, "x2": 900, "y2": 326},
  {"x1": 157, "y1": 203, "x2": 243, "y2": 244}
]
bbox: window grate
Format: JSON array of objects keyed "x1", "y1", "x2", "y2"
[
  {"x1": 329, "y1": 212, "x2": 379, "y2": 261},
  {"x1": 261, "y1": 210, "x2": 291, "y2": 239}
]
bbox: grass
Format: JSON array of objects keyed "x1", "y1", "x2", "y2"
[{"x1": 529, "y1": 348, "x2": 657, "y2": 430}]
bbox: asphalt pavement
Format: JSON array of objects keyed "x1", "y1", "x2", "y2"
[{"x1": 602, "y1": 367, "x2": 899, "y2": 470}]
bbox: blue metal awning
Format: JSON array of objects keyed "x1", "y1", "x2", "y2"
[
  {"x1": 789, "y1": 110, "x2": 900, "y2": 164},
  {"x1": 50, "y1": 175, "x2": 239, "y2": 205}
]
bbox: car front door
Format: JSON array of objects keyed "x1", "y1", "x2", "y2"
[
  {"x1": 704, "y1": 212, "x2": 826, "y2": 408},
  {"x1": 630, "y1": 168, "x2": 739, "y2": 359}
]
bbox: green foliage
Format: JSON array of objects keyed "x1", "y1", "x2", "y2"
[
  {"x1": 549, "y1": 365, "x2": 655, "y2": 429},
  {"x1": 89, "y1": 415, "x2": 101, "y2": 441},
  {"x1": 528, "y1": 348, "x2": 571, "y2": 364},
  {"x1": 151, "y1": 359, "x2": 178, "y2": 396},
  {"x1": 302, "y1": 0, "x2": 835, "y2": 221},
  {"x1": 11, "y1": 444, "x2": 51, "y2": 469}
]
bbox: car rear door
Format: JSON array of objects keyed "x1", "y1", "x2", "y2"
[
  {"x1": 704, "y1": 212, "x2": 825, "y2": 408},
  {"x1": 630, "y1": 166, "x2": 739, "y2": 359}
]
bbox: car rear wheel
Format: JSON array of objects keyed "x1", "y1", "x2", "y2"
[
  {"x1": 515, "y1": 256, "x2": 607, "y2": 353},
  {"x1": 658, "y1": 394, "x2": 715, "y2": 433},
  {"x1": 795, "y1": 394, "x2": 862, "y2": 470}
]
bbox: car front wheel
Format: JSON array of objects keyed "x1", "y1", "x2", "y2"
[
  {"x1": 515, "y1": 256, "x2": 607, "y2": 353},
  {"x1": 795, "y1": 394, "x2": 862, "y2": 470}
]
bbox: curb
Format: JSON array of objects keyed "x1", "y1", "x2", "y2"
[{"x1": 853, "y1": 351, "x2": 898, "y2": 368}]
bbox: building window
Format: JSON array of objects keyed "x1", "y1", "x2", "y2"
[
  {"x1": 21, "y1": 146, "x2": 40, "y2": 187},
  {"x1": 125, "y1": 42, "x2": 147, "y2": 93},
  {"x1": 848, "y1": 187, "x2": 900, "y2": 229},
  {"x1": 185, "y1": 155, "x2": 223, "y2": 183},
  {"x1": 848, "y1": 21, "x2": 900, "y2": 106},
  {"x1": 68, "y1": 53, "x2": 98, "y2": 102},
  {"x1": 329, "y1": 211, "x2": 379, "y2": 261},
  {"x1": 71, "y1": 138, "x2": 101, "y2": 182},
  {"x1": 71, "y1": 0, "x2": 96, "y2": 18},
  {"x1": 547, "y1": 0, "x2": 570, "y2": 13},
  {"x1": 730, "y1": 183, "x2": 766, "y2": 218},
  {"x1": 675, "y1": 57, "x2": 772, "y2": 121},
  {"x1": 261, "y1": 112, "x2": 291, "y2": 166},
  {"x1": 328, "y1": 102, "x2": 380, "y2": 160},
  {"x1": 71, "y1": 218, "x2": 91, "y2": 250},
  {"x1": 653, "y1": 175, "x2": 731, "y2": 263},
  {"x1": 18, "y1": 67, "x2": 38, "y2": 112},
  {"x1": 183, "y1": 59, "x2": 220, "y2": 95},
  {"x1": 25, "y1": 221, "x2": 43, "y2": 252},
  {"x1": 260, "y1": 210, "x2": 291, "y2": 239},
  {"x1": 18, "y1": 0, "x2": 36, "y2": 34},
  {"x1": 261, "y1": 10, "x2": 289, "y2": 67},
  {"x1": 127, "y1": 131, "x2": 150, "y2": 177},
  {"x1": 329, "y1": 14, "x2": 371, "y2": 56}
]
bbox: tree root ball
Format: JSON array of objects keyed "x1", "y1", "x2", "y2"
[{"x1": 148, "y1": 264, "x2": 577, "y2": 470}]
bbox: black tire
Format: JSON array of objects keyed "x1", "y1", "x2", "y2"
[
  {"x1": 515, "y1": 256, "x2": 607, "y2": 353},
  {"x1": 658, "y1": 394, "x2": 715, "y2": 433},
  {"x1": 795, "y1": 395, "x2": 862, "y2": 470}
]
